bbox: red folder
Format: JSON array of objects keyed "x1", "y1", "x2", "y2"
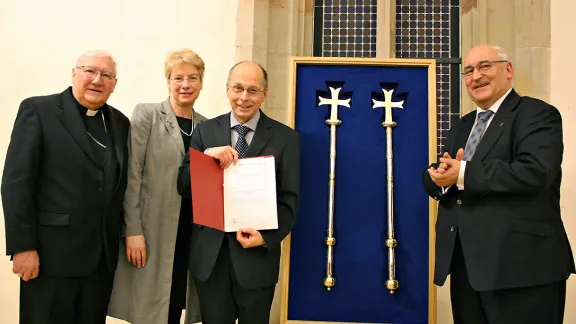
[{"x1": 189, "y1": 148, "x2": 225, "y2": 231}]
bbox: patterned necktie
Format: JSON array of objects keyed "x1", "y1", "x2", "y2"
[
  {"x1": 233, "y1": 124, "x2": 251, "y2": 158},
  {"x1": 463, "y1": 110, "x2": 494, "y2": 161}
]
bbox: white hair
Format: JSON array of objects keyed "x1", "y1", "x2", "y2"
[
  {"x1": 492, "y1": 45, "x2": 509, "y2": 62},
  {"x1": 75, "y1": 49, "x2": 117, "y2": 73}
]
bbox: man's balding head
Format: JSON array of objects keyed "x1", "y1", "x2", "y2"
[
  {"x1": 462, "y1": 44, "x2": 513, "y2": 109},
  {"x1": 226, "y1": 61, "x2": 269, "y2": 123},
  {"x1": 227, "y1": 61, "x2": 268, "y2": 89}
]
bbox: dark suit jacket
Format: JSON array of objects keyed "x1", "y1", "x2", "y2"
[
  {"x1": 2, "y1": 87, "x2": 129, "y2": 277},
  {"x1": 177, "y1": 111, "x2": 300, "y2": 289},
  {"x1": 423, "y1": 89, "x2": 575, "y2": 291}
]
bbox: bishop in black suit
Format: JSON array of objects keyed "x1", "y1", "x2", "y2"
[{"x1": 2, "y1": 50, "x2": 130, "y2": 324}]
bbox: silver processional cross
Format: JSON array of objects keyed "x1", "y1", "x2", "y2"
[
  {"x1": 317, "y1": 86, "x2": 350, "y2": 291},
  {"x1": 372, "y1": 87, "x2": 404, "y2": 294}
]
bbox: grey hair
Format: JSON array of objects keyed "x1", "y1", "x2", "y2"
[
  {"x1": 492, "y1": 45, "x2": 509, "y2": 62},
  {"x1": 227, "y1": 61, "x2": 268, "y2": 89},
  {"x1": 75, "y1": 49, "x2": 118, "y2": 73}
]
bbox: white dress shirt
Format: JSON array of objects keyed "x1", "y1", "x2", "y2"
[
  {"x1": 456, "y1": 88, "x2": 512, "y2": 190},
  {"x1": 230, "y1": 110, "x2": 260, "y2": 147},
  {"x1": 204, "y1": 110, "x2": 261, "y2": 154}
]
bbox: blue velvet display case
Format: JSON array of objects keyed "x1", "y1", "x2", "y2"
[{"x1": 280, "y1": 57, "x2": 438, "y2": 324}]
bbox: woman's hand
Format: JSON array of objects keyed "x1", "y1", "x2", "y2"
[{"x1": 126, "y1": 235, "x2": 147, "y2": 268}]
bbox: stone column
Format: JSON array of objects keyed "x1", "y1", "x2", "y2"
[
  {"x1": 513, "y1": 0, "x2": 551, "y2": 102},
  {"x1": 551, "y1": 1, "x2": 576, "y2": 323},
  {"x1": 460, "y1": 0, "x2": 550, "y2": 115},
  {"x1": 234, "y1": 1, "x2": 314, "y2": 323},
  {"x1": 235, "y1": 0, "x2": 313, "y2": 124},
  {"x1": 376, "y1": 0, "x2": 396, "y2": 58}
]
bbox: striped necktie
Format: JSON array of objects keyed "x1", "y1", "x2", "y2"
[{"x1": 463, "y1": 110, "x2": 494, "y2": 161}]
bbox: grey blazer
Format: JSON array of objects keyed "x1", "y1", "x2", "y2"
[{"x1": 107, "y1": 99, "x2": 206, "y2": 324}]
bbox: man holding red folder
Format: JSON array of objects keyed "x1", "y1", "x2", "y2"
[{"x1": 177, "y1": 61, "x2": 300, "y2": 324}]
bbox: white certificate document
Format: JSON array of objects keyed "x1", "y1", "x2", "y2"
[{"x1": 223, "y1": 155, "x2": 278, "y2": 232}]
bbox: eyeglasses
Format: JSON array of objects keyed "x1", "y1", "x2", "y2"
[
  {"x1": 171, "y1": 75, "x2": 200, "y2": 84},
  {"x1": 227, "y1": 84, "x2": 265, "y2": 96},
  {"x1": 76, "y1": 66, "x2": 116, "y2": 82},
  {"x1": 461, "y1": 60, "x2": 507, "y2": 78}
]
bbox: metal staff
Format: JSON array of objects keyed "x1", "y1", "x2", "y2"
[
  {"x1": 318, "y1": 87, "x2": 350, "y2": 291},
  {"x1": 372, "y1": 89, "x2": 404, "y2": 294}
]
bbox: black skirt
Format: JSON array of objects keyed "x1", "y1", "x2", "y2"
[
  {"x1": 170, "y1": 116, "x2": 194, "y2": 309},
  {"x1": 168, "y1": 197, "x2": 192, "y2": 309}
]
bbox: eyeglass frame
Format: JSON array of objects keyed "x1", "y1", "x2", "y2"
[
  {"x1": 75, "y1": 65, "x2": 117, "y2": 82},
  {"x1": 461, "y1": 60, "x2": 508, "y2": 79},
  {"x1": 170, "y1": 75, "x2": 201, "y2": 84},
  {"x1": 227, "y1": 83, "x2": 266, "y2": 96}
]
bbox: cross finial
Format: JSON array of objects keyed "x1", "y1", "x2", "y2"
[
  {"x1": 372, "y1": 89, "x2": 404, "y2": 126},
  {"x1": 318, "y1": 87, "x2": 351, "y2": 123}
]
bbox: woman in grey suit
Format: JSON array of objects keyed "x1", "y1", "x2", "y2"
[{"x1": 107, "y1": 49, "x2": 207, "y2": 324}]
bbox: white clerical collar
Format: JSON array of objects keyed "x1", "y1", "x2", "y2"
[
  {"x1": 86, "y1": 109, "x2": 98, "y2": 116},
  {"x1": 475, "y1": 88, "x2": 512, "y2": 116}
]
